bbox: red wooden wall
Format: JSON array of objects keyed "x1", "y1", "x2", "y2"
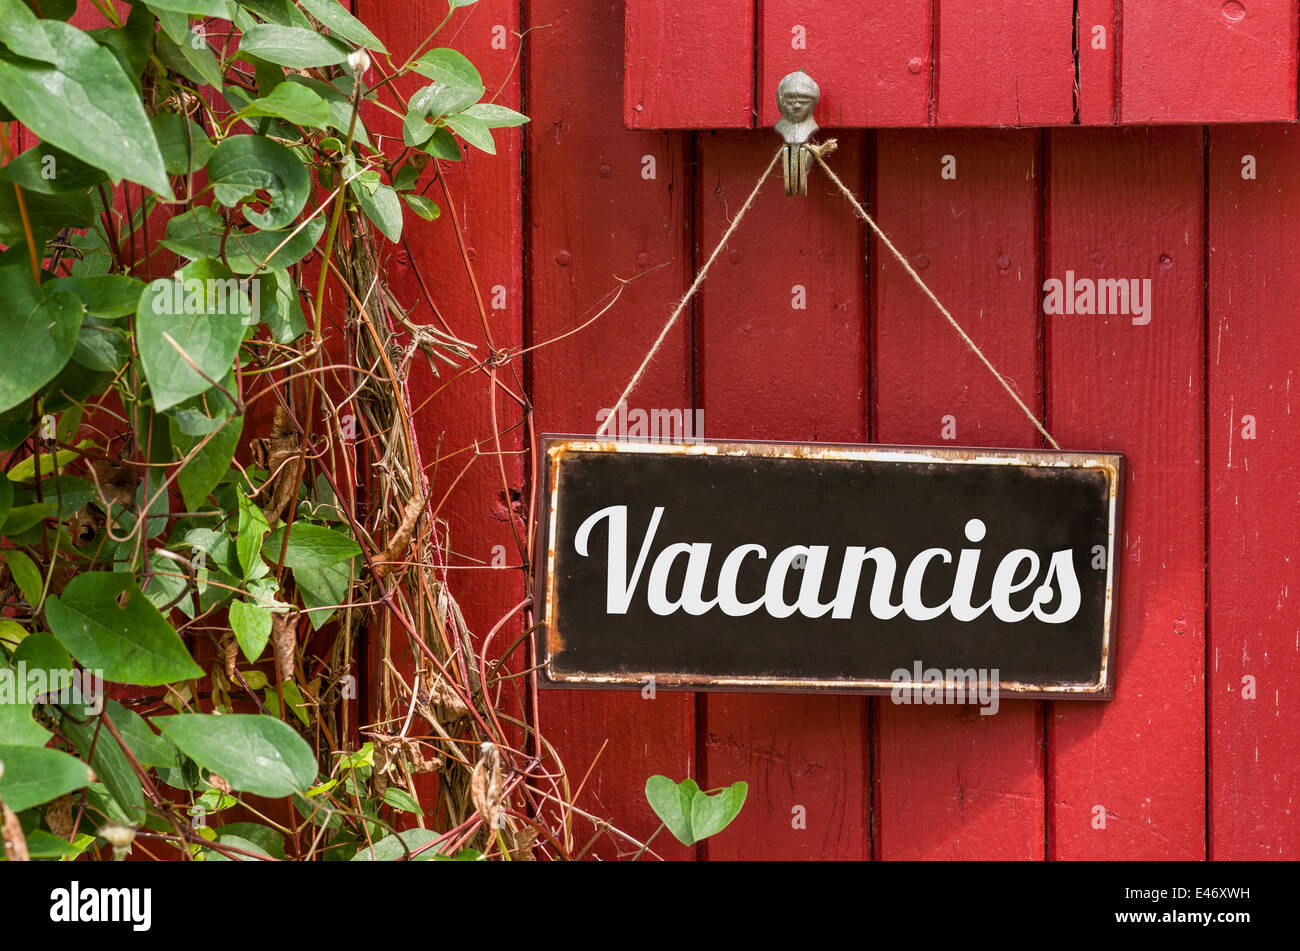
[{"x1": 358, "y1": 1, "x2": 1300, "y2": 859}]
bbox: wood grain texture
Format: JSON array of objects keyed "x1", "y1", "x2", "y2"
[
  {"x1": 871, "y1": 129, "x2": 1046, "y2": 859},
  {"x1": 1207, "y1": 126, "x2": 1300, "y2": 859},
  {"x1": 935, "y1": 1, "x2": 1074, "y2": 126},
  {"x1": 624, "y1": 0, "x2": 754, "y2": 129},
  {"x1": 1120, "y1": 0, "x2": 1297, "y2": 123},
  {"x1": 528, "y1": 0, "x2": 697, "y2": 860},
  {"x1": 1076, "y1": 0, "x2": 1116, "y2": 125},
  {"x1": 696, "y1": 131, "x2": 869, "y2": 860},
  {"x1": 757, "y1": 1, "x2": 930, "y2": 129},
  {"x1": 1046, "y1": 127, "x2": 1205, "y2": 859}
]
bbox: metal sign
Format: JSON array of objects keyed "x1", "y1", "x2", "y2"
[{"x1": 535, "y1": 437, "x2": 1122, "y2": 700}]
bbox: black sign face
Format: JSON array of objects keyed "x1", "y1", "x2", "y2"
[{"x1": 536, "y1": 437, "x2": 1122, "y2": 700}]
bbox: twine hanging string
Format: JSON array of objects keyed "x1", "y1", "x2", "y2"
[{"x1": 596, "y1": 140, "x2": 1060, "y2": 451}]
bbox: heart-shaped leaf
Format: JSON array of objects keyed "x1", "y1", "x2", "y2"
[
  {"x1": 645, "y1": 775, "x2": 748, "y2": 846},
  {"x1": 238, "y1": 24, "x2": 351, "y2": 68}
]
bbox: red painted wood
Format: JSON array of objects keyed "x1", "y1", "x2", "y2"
[
  {"x1": 1207, "y1": 126, "x2": 1300, "y2": 859},
  {"x1": 1076, "y1": 0, "x2": 1116, "y2": 125},
  {"x1": 936, "y1": 1, "x2": 1074, "y2": 126},
  {"x1": 1120, "y1": 1, "x2": 1297, "y2": 123},
  {"x1": 696, "y1": 131, "x2": 870, "y2": 860},
  {"x1": 1046, "y1": 127, "x2": 1205, "y2": 859},
  {"x1": 871, "y1": 129, "x2": 1046, "y2": 859},
  {"x1": 528, "y1": 0, "x2": 697, "y2": 860},
  {"x1": 363, "y1": 0, "x2": 529, "y2": 785},
  {"x1": 624, "y1": 0, "x2": 754, "y2": 129},
  {"x1": 757, "y1": 1, "x2": 930, "y2": 129}
]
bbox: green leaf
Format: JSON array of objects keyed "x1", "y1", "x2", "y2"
[
  {"x1": 238, "y1": 24, "x2": 350, "y2": 68},
  {"x1": 382, "y1": 786, "x2": 423, "y2": 815},
  {"x1": 0, "y1": 696, "x2": 49, "y2": 747},
  {"x1": 0, "y1": 143, "x2": 108, "y2": 194},
  {"x1": 462, "y1": 102, "x2": 529, "y2": 128},
  {"x1": 208, "y1": 135, "x2": 311, "y2": 231},
  {"x1": 0, "y1": 265, "x2": 83, "y2": 414},
  {"x1": 410, "y1": 48, "x2": 482, "y2": 95},
  {"x1": 296, "y1": 559, "x2": 351, "y2": 630},
  {"x1": 351, "y1": 179, "x2": 402, "y2": 242},
  {"x1": 173, "y1": 413, "x2": 243, "y2": 511},
  {"x1": 0, "y1": 476, "x2": 12, "y2": 537},
  {"x1": 61, "y1": 710, "x2": 146, "y2": 821},
  {"x1": 48, "y1": 274, "x2": 146, "y2": 319},
  {"x1": 236, "y1": 490, "x2": 269, "y2": 578},
  {"x1": 0, "y1": 184, "x2": 93, "y2": 244},
  {"x1": 44, "y1": 572, "x2": 204, "y2": 686},
  {"x1": 72, "y1": 317, "x2": 129, "y2": 374},
  {"x1": 444, "y1": 113, "x2": 495, "y2": 154},
  {"x1": 162, "y1": 206, "x2": 325, "y2": 274},
  {"x1": 261, "y1": 267, "x2": 307, "y2": 343},
  {"x1": 165, "y1": 368, "x2": 238, "y2": 437},
  {"x1": 401, "y1": 194, "x2": 440, "y2": 221},
  {"x1": 0, "y1": 20, "x2": 172, "y2": 198},
  {"x1": 645, "y1": 774, "x2": 696, "y2": 846},
  {"x1": 155, "y1": 713, "x2": 317, "y2": 798},
  {"x1": 0, "y1": 745, "x2": 91, "y2": 811},
  {"x1": 229, "y1": 599, "x2": 271, "y2": 664},
  {"x1": 297, "y1": 0, "x2": 387, "y2": 53},
  {"x1": 4, "y1": 439, "x2": 92, "y2": 483},
  {"x1": 689, "y1": 780, "x2": 747, "y2": 841},
  {"x1": 413, "y1": 80, "x2": 482, "y2": 122},
  {"x1": 155, "y1": 29, "x2": 224, "y2": 89},
  {"x1": 151, "y1": 113, "x2": 215, "y2": 175},
  {"x1": 241, "y1": 82, "x2": 332, "y2": 129},
  {"x1": 350, "y1": 828, "x2": 440, "y2": 861},
  {"x1": 144, "y1": 0, "x2": 232, "y2": 16},
  {"x1": 100, "y1": 699, "x2": 181, "y2": 768},
  {"x1": 136, "y1": 258, "x2": 248, "y2": 411},
  {"x1": 205, "y1": 833, "x2": 272, "y2": 860},
  {"x1": 265, "y1": 522, "x2": 360, "y2": 571},
  {"x1": 432, "y1": 848, "x2": 485, "y2": 861},
  {"x1": 212, "y1": 821, "x2": 284, "y2": 858},
  {"x1": 0, "y1": 0, "x2": 60, "y2": 62},
  {"x1": 420, "y1": 127, "x2": 463, "y2": 161},
  {"x1": 3, "y1": 549, "x2": 41, "y2": 608}
]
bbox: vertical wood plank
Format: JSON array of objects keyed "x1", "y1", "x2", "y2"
[
  {"x1": 1120, "y1": 1, "x2": 1297, "y2": 123},
  {"x1": 528, "y1": 0, "x2": 697, "y2": 860},
  {"x1": 363, "y1": 0, "x2": 528, "y2": 802},
  {"x1": 756, "y1": 1, "x2": 930, "y2": 128},
  {"x1": 696, "y1": 131, "x2": 869, "y2": 860},
  {"x1": 936, "y1": 1, "x2": 1074, "y2": 126},
  {"x1": 1046, "y1": 127, "x2": 1206, "y2": 859},
  {"x1": 624, "y1": 0, "x2": 754, "y2": 129},
  {"x1": 1076, "y1": 0, "x2": 1117, "y2": 125},
  {"x1": 871, "y1": 129, "x2": 1046, "y2": 859},
  {"x1": 1208, "y1": 126, "x2": 1300, "y2": 859}
]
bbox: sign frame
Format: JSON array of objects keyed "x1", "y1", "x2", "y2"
[{"x1": 534, "y1": 435, "x2": 1123, "y2": 700}]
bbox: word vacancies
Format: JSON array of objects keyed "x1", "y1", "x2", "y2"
[
  {"x1": 149, "y1": 275, "x2": 262, "y2": 324},
  {"x1": 538, "y1": 439, "x2": 1120, "y2": 696},
  {"x1": 1043, "y1": 271, "x2": 1152, "y2": 325},
  {"x1": 574, "y1": 507, "x2": 1081, "y2": 624},
  {"x1": 50, "y1": 882, "x2": 151, "y2": 931},
  {"x1": 595, "y1": 403, "x2": 704, "y2": 443}
]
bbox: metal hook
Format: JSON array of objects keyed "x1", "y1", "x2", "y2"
[{"x1": 774, "y1": 71, "x2": 820, "y2": 196}]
